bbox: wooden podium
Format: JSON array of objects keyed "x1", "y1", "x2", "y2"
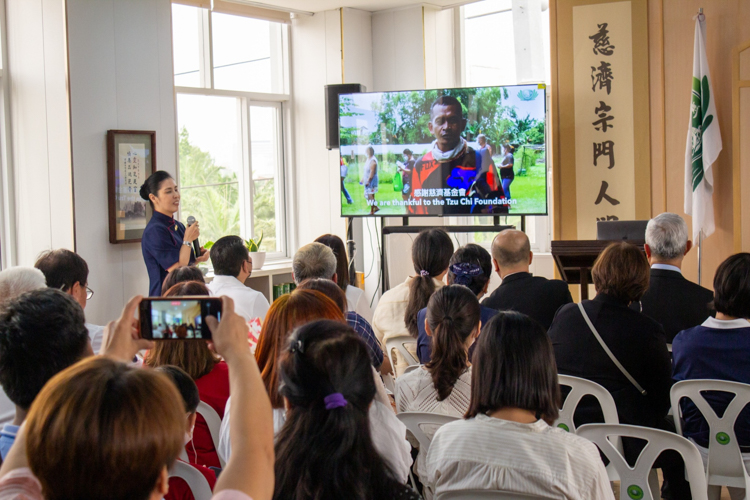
[{"x1": 551, "y1": 240, "x2": 645, "y2": 300}]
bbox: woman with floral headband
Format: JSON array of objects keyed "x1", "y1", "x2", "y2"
[{"x1": 417, "y1": 244, "x2": 499, "y2": 363}]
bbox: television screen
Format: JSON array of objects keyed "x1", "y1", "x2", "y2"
[{"x1": 338, "y1": 84, "x2": 547, "y2": 217}]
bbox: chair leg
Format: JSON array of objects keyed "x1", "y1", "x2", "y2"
[
  {"x1": 707, "y1": 484, "x2": 722, "y2": 500},
  {"x1": 648, "y1": 469, "x2": 660, "y2": 500}
]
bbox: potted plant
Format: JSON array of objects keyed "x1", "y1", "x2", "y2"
[{"x1": 246, "y1": 233, "x2": 265, "y2": 270}]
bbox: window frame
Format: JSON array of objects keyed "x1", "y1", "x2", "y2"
[
  {"x1": 172, "y1": 4, "x2": 292, "y2": 260},
  {"x1": 0, "y1": 0, "x2": 15, "y2": 270}
]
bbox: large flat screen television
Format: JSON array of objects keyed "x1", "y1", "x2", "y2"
[{"x1": 338, "y1": 84, "x2": 547, "y2": 217}]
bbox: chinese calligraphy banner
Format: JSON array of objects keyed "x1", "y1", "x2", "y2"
[
  {"x1": 551, "y1": 0, "x2": 650, "y2": 243},
  {"x1": 107, "y1": 131, "x2": 156, "y2": 244},
  {"x1": 573, "y1": 1, "x2": 636, "y2": 238}
]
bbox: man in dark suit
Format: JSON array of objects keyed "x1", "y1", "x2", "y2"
[
  {"x1": 631, "y1": 213, "x2": 714, "y2": 343},
  {"x1": 482, "y1": 229, "x2": 572, "y2": 330}
]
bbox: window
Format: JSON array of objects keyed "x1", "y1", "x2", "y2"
[
  {"x1": 171, "y1": 3, "x2": 289, "y2": 256},
  {"x1": 460, "y1": 0, "x2": 551, "y2": 253}
]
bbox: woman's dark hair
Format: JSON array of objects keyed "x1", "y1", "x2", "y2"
[
  {"x1": 425, "y1": 285, "x2": 480, "y2": 401},
  {"x1": 466, "y1": 312, "x2": 560, "y2": 425},
  {"x1": 296, "y1": 278, "x2": 347, "y2": 313},
  {"x1": 592, "y1": 242, "x2": 650, "y2": 303},
  {"x1": 155, "y1": 365, "x2": 200, "y2": 413},
  {"x1": 139, "y1": 170, "x2": 173, "y2": 210},
  {"x1": 447, "y1": 244, "x2": 492, "y2": 296},
  {"x1": 274, "y1": 319, "x2": 400, "y2": 500},
  {"x1": 162, "y1": 266, "x2": 205, "y2": 295},
  {"x1": 713, "y1": 253, "x2": 750, "y2": 318},
  {"x1": 404, "y1": 229, "x2": 454, "y2": 338},
  {"x1": 315, "y1": 234, "x2": 350, "y2": 291}
]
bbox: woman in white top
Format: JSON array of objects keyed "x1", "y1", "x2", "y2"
[
  {"x1": 372, "y1": 228, "x2": 454, "y2": 376},
  {"x1": 314, "y1": 234, "x2": 373, "y2": 322},
  {"x1": 396, "y1": 285, "x2": 480, "y2": 485},
  {"x1": 425, "y1": 311, "x2": 614, "y2": 500}
]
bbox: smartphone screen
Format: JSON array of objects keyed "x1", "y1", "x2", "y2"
[{"x1": 139, "y1": 297, "x2": 222, "y2": 340}]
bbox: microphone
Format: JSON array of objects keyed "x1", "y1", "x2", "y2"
[{"x1": 186, "y1": 216, "x2": 201, "y2": 257}]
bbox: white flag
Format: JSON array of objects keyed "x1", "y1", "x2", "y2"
[{"x1": 684, "y1": 15, "x2": 721, "y2": 241}]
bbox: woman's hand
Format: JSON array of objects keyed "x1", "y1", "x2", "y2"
[
  {"x1": 183, "y1": 221, "x2": 200, "y2": 243},
  {"x1": 101, "y1": 296, "x2": 154, "y2": 361},
  {"x1": 196, "y1": 248, "x2": 210, "y2": 263},
  {"x1": 205, "y1": 297, "x2": 250, "y2": 363}
]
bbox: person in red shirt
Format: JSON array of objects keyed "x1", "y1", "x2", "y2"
[
  {"x1": 146, "y1": 281, "x2": 231, "y2": 469},
  {"x1": 156, "y1": 365, "x2": 218, "y2": 500}
]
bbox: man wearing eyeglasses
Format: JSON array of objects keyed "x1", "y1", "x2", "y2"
[{"x1": 34, "y1": 249, "x2": 104, "y2": 353}]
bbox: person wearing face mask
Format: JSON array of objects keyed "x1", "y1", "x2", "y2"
[
  {"x1": 140, "y1": 171, "x2": 210, "y2": 297},
  {"x1": 156, "y1": 365, "x2": 218, "y2": 500}
]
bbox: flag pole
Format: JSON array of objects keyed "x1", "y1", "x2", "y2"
[{"x1": 697, "y1": 229, "x2": 703, "y2": 286}]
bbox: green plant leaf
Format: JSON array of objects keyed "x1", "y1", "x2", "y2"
[{"x1": 203, "y1": 240, "x2": 214, "y2": 250}]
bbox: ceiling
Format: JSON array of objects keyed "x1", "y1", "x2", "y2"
[{"x1": 250, "y1": 0, "x2": 476, "y2": 14}]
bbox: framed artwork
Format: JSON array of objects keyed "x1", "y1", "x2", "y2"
[{"x1": 107, "y1": 130, "x2": 156, "y2": 244}]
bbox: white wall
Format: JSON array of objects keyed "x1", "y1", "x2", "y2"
[
  {"x1": 372, "y1": 7, "x2": 424, "y2": 91},
  {"x1": 66, "y1": 0, "x2": 177, "y2": 324},
  {"x1": 5, "y1": 0, "x2": 74, "y2": 266}
]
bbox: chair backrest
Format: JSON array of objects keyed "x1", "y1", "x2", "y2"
[
  {"x1": 386, "y1": 334, "x2": 419, "y2": 369},
  {"x1": 196, "y1": 401, "x2": 225, "y2": 468},
  {"x1": 577, "y1": 423, "x2": 708, "y2": 500},
  {"x1": 436, "y1": 490, "x2": 553, "y2": 499},
  {"x1": 396, "y1": 412, "x2": 459, "y2": 456},
  {"x1": 169, "y1": 460, "x2": 213, "y2": 500},
  {"x1": 555, "y1": 374, "x2": 619, "y2": 433},
  {"x1": 671, "y1": 379, "x2": 750, "y2": 489},
  {"x1": 403, "y1": 364, "x2": 421, "y2": 375}
]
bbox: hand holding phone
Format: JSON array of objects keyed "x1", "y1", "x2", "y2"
[
  {"x1": 102, "y1": 296, "x2": 154, "y2": 361},
  {"x1": 139, "y1": 297, "x2": 223, "y2": 341}
]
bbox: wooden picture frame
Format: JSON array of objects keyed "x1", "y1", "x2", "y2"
[{"x1": 107, "y1": 130, "x2": 156, "y2": 244}]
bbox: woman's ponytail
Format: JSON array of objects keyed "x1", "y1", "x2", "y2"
[
  {"x1": 425, "y1": 285, "x2": 480, "y2": 401},
  {"x1": 404, "y1": 229, "x2": 454, "y2": 338}
]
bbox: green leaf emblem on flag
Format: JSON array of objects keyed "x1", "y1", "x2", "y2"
[{"x1": 690, "y1": 76, "x2": 715, "y2": 192}]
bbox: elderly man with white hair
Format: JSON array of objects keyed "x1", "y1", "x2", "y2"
[
  {"x1": 0, "y1": 268, "x2": 46, "y2": 306},
  {"x1": 632, "y1": 212, "x2": 714, "y2": 343}
]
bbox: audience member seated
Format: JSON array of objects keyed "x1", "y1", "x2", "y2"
[
  {"x1": 483, "y1": 229, "x2": 572, "y2": 330},
  {"x1": 548, "y1": 242, "x2": 689, "y2": 498},
  {"x1": 156, "y1": 365, "x2": 217, "y2": 500},
  {"x1": 425, "y1": 312, "x2": 613, "y2": 500},
  {"x1": 296, "y1": 278, "x2": 383, "y2": 369},
  {"x1": 0, "y1": 267, "x2": 46, "y2": 307},
  {"x1": 315, "y1": 234, "x2": 373, "y2": 322},
  {"x1": 273, "y1": 319, "x2": 420, "y2": 500},
  {"x1": 673, "y1": 253, "x2": 750, "y2": 475},
  {"x1": 163, "y1": 265, "x2": 205, "y2": 293},
  {"x1": 145, "y1": 281, "x2": 229, "y2": 469},
  {"x1": 207, "y1": 236, "x2": 270, "y2": 323},
  {"x1": 0, "y1": 289, "x2": 93, "y2": 460},
  {"x1": 292, "y1": 241, "x2": 339, "y2": 285},
  {"x1": 35, "y1": 249, "x2": 106, "y2": 353},
  {"x1": 0, "y1": 295, "x2": 275, "y2": 500},
  {"x1": 631, "y1": 212, "x2": 714, "y2": 343},
  {"x1": 416, "y1": 244, "x2": 497, "y2": 363},
  {"x1": 373, "y1": 228, "x2": 453, "y2": 376},
  {"x1": 217, "y1": 288, "x2": 412, "y2": 482},
  {"x1": 396, "y1": 285, "x2": 479, "y2": 484}
]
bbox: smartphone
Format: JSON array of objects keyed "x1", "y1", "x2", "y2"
[{"x1": 139, "y1": 297, "x2": 222, "y2": 341}]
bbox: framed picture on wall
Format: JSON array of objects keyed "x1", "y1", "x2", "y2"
[{"x1": 107, "y1": 130, "x2": 156, "y2": 244}]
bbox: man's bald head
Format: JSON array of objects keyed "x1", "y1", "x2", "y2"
[{"x1": 491, "y1": 229, "x2": 531, "y2": 269}]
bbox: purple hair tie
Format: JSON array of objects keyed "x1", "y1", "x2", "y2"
[
  {"x1": 324, "y1": 393, "x2": 348, "y2": 410},
  {"x1": 419, "y1": 270, "x2": 430, "y2": 277}
]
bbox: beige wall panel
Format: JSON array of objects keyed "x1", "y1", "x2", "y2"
[
  {"x1": 740, "y1": 48, "x2": 750, "y2": 81},
  {"x1": 741, "y1": 87, "x2": 750, "y2": 251}
]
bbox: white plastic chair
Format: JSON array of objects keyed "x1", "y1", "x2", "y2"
[
  {"x1": 556, "y1": 375, "x2": 620, "y2": 433},
  {"x1": 386, "y1": 334, "x2": 419, "y2": 371},
  {"x1": 197, "y1": 401, "x2": 226, "y2": 468},
  {"x1": 396, "y1": 412, "x2": 460, "y2": 456},
  {"x1": 169, "y1": 460, "x2": 213, "y2": 500},
  {"x1": 436, "y1": 490, "x2": 555, "y2": 499},
  {"x1": 577, "y1": 423, "x2": 709, "y2": 500},
  {"x1": 671, "y1": 379, "x2": 750, "y2": 499}
]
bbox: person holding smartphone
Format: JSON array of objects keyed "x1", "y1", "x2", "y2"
[{"x1": 139, "y1": 171, "x2": 210, "y2": 297}]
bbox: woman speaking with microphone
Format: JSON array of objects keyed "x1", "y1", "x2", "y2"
[{"x1": 139, "y1": 171, "x2": 210, "y2": 296}]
